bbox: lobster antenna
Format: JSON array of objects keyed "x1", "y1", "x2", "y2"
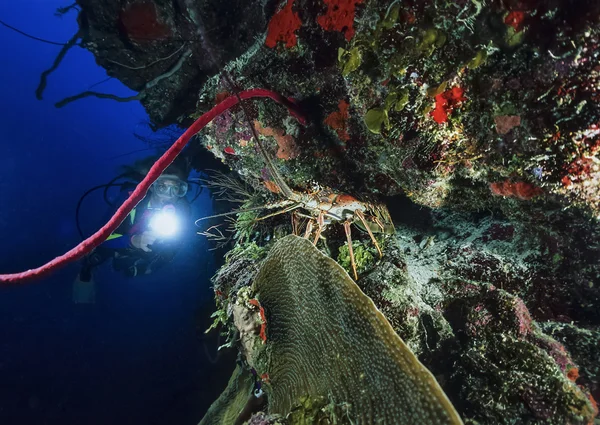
[
  {"x1": 194, "y1": 200, "x2": 296, "y2": 224},
  {"x1": 187, "y1": 5, "x2": 296, "y2": 199},
  {"x1": 194, "y1": 205, "x2": 273, "y2": 223}
]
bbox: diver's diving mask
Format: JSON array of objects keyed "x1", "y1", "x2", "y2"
[{"x1": 151, "y1": 175, "x2": 188, "y2": 198}]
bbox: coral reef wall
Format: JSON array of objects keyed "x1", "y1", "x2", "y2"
[
  {"x1": 70, "y1": 0, "x2": 600, "y2": 423},
  {"x1": 191, "y1": 0, "x2": 600, "y2": 221},
  {"x1": 75, "y1": 0, "x2": 268, "y2": 124},
  {"x1": 74, "y1": 0, "x2": 600, "y2": 222}
]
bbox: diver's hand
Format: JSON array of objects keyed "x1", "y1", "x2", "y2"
[{"x1": 131, "y1": 231, "x2": 157, "y2": 252}]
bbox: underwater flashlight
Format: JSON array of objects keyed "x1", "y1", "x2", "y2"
[{"x1": 149, "y1": 204, "x2": 179, "y2": 237}]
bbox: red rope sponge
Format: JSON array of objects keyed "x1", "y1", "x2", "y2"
[{"x1": 0, "y1": 88, "x2": 305, "y2": 284}]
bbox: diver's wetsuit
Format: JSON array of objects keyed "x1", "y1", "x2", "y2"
[{"x1": 79, "y1": 193, "x2": 191, "y2": 279}]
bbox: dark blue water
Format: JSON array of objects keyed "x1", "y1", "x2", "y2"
[{"x1": 0, "y1": 2, "x2": 233, "y2": 424}]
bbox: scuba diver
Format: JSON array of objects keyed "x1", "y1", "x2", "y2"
[{"x1": 72, "y1": 157, "x2": 194, "y2": 304}]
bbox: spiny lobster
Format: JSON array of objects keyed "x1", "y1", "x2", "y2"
[{"x1": 198, "y1": 114, "x2": 395, "y2": 280}]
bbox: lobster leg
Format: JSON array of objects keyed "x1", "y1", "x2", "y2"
[
  {"x1": 291, "y1": 212, "x2": 299, "y2": 236},
  {"x1": 312, "y1": 211, "x2": 325, "y2": 246},
  {"x1": 254, "y1": 202, "x2": 301, "y2": 222},
  {"x1": 304, "y1": 219, "x2": 314, "y2": 239},
  {"x1": 343, "y1": 221, "x2": 358, "y2": 280},
  {"x1": 372, "y1": 215, "x2": 385, "y2": 232},
  {"x1": 355, "y1": 210, "x2": 383, "y2": 258}
]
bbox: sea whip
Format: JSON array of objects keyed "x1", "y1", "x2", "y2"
[{"x1": 0, "y1": 88, "x2": 305, "y2": 284}]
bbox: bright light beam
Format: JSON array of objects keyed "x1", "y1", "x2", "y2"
[{"x1": 149, "y1": 208, "x2": 179, "y2": 237}]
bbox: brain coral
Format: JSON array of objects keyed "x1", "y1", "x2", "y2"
[{"x1": 253, "y1": 235, "x2": 463, "y2": 424}]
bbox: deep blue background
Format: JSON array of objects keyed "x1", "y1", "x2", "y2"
[{"x1": 0, "y1": 1, "x2": 233, "y2": 424}]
